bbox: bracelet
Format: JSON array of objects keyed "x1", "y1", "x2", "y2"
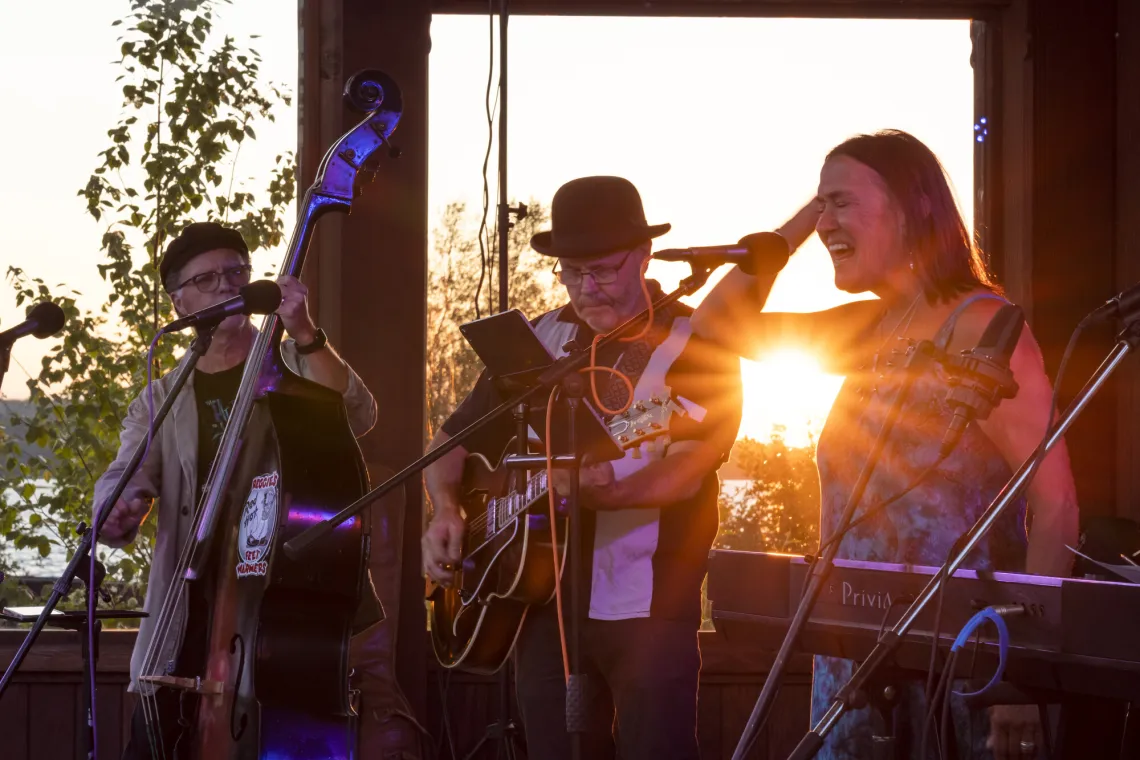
[{"x1": 295, "y1": 327, "x2": 328, "y2": 355}]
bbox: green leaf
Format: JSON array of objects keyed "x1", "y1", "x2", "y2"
[{"x1": 2, "y1": 0, "x2": 292, "y2": 603}]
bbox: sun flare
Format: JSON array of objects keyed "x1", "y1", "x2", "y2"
[{"x1": 737, "y1": 349, "x2": 844, "y2": 448}]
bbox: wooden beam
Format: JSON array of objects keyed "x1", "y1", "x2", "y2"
[
  {"x1": 298, "y1": 0, "x2": 431, "y2": 721},
  {"x1": 1117, "y1": 0, "x2": 1140, "y2": 521},
  {"x1": 1026, "y1": 0, "x2": 1118, "y2": 518},
  {"x1": 0, "y1": 629, "x2": 136, "y2": 674},
  {"x1": 431, "y1": 0, "x2": 1008, "y2": 19}
]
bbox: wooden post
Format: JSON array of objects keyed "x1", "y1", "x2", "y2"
[
  {"x1": 1117, "y1": 0, "x2": 1140, "y2": 522},
  {"x1": 297, "y1": 0, "x2": 431, "y2": 726},
  {"x1": 1023, "y1": 0, "x2": 1118, "y2": 517}
]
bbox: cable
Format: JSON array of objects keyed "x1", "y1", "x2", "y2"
[
  {"x1": 950, "y1": 607, "x2": 1014, "y2": 698},
  {"x1": 474, "y1": 0, "x2": 496, "y2": 319},
  {"x1": 436, "y1": 668, "x2": 458, "y2": 759},
  {"x1": 546, "y1": 386, "x2": 570, "y2": 684},
  {"x1": 580, "y1": 255, "x2": 653, "y2": 416},
  {"x1": 920, "y1": 647, "x2": 955, "y2": 760},
  {"x1": 815, "y1": 454, "x2": 948, "y2": 558},
  {"x1": 543, "y1": 255, "x2": 655, "y2": 683},
  {"x1": 919, "y1": 568, "x2": 952, "y2": 760},
  {"x1": 940, "y1": 648, "x2": 959, "y2": 759},
  {"x1": 1015, "y1": 321, "x2": 1082, "y2": 507}
]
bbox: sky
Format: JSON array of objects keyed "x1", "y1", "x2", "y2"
[{"x1": 0, "y1": 3, "x2": 975, "y2": 447}]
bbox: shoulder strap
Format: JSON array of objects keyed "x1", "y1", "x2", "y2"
[{"x1": 933, "y1": 292, "x2": 1008, "y2": 350}]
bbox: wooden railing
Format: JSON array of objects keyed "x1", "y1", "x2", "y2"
[{"x1": 0, "y1": 628, "x2": 811, "y2": 759}]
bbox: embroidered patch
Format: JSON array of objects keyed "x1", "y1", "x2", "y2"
[{"x1": 236, "y1": 471, "x2": 279, "y2": 578}]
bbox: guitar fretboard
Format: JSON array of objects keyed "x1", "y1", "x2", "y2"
[{"x1": 483, "y1": 470, "x2": 551, "y2": 539}]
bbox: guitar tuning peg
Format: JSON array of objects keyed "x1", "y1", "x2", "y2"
[{"x1": 632, "y1": 446, "x2": 642, "y2": 460}]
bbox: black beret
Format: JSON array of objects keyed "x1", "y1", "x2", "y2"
[{"x1": 160, "y1": 222, "x2": 250, "y2": 291}]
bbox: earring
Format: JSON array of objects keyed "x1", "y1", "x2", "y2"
[{"x1": 909, "y1": 252, "x2": 916, "y2": 272}]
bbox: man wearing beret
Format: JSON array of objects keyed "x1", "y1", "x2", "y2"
[
  {"x1": 94, "y1": 222, "x2": 379, "y2": 758},
  {"x1": 422, "y1": 177, "x2": 743, "y2": 758}
]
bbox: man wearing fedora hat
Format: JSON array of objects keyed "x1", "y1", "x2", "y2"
[{"x1": 424, "y1": 176, "x2": 744, "y2": 758}]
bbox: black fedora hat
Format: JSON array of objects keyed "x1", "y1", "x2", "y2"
[{"x1": 530, "y1": 176, "x2": 670, "y2": 259}]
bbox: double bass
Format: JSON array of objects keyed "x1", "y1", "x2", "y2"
[{"x1": 134, "y1": 70, "x2": 403, "y2": 759}]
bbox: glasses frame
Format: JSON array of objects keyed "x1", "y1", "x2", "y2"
[
  {"x1": 175, "y1": 263, "x2": 254, "y2": 294},
  {"x1": 552, "y1": 249, "x2": 636, "y2": 287}
]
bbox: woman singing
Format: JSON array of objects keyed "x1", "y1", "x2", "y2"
[{"x1": 693, "y1": 130, "x2": 1079, "y2": 760}]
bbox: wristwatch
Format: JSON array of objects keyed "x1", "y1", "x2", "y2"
[{"x1": 295, "y1": 327, "x2": 328, "y2": 355}]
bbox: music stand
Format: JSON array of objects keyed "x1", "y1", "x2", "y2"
[
  {"x1": 2, "y1": 605, "x2": 147, "y2": 759},
  {"x1": 286, "y1": 263, "x2": 720, "y2": 760},
  {"x1": 460, "y1": 308, "x2": 623, "y2": 462}
]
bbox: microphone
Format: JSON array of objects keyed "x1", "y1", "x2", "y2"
[
  {"x1": 939, "y1": 303, "x2": 1024, "y2": 457},
  {"x1": 1082, "y1": 283, "x2": 1140, "y2": 325},
  {"x1": 162, "y1": 280, "x2": 283, "y2": 333},
  {"x1": 0, "y1": 301, "x2": 66, "y2": 347},
  {"x1": 653, "y1": 231, "x2": 791, "y2": 277}
]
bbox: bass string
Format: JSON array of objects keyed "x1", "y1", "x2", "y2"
[
  {"x1": 138, "y1": 323, "x2": 276, "y2": 693},
  {"x1": 137, "y1": 464, "x2": 240, "y2": 760},
  {"x1": 138, "y1": 473, "x2": 217, "y2": 680},
  {"x1": 137, "y1": 438, "x2": 239, "y2": 739}
]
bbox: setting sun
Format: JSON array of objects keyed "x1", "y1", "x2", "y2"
[{"x1": 737, "y1": 349, "x2": 844, "y2": 447}]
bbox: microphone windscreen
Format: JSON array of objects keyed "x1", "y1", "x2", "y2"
[
  {"x1": 738, "y1": 232, "x2": 791, "y2": 277},
  {"x1": 28, "y1": 301, "x2": 66, "y2": 339},
  {"x1": 240, "y1": 280, "x2": 283, "y2": 315},
  {"x1": 975, "y1": 304, "x2": 1024, "y2": 361}
]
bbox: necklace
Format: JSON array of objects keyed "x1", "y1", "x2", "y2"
[{"x1": 863, "y1": 292, "x2": 923, "y2": 398}]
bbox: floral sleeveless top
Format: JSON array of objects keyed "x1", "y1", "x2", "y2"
[{"x1": 810, "y1": 293, "x2": 1029, "y2": 759}]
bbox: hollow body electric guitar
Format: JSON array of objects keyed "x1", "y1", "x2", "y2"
[{"x1": 429, "y1": 393, "x2": 685, "y2": 674}]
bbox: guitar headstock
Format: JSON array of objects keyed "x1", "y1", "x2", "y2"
[{"x1": 607, "y1": 389, "x2": 687, "y2": 460}]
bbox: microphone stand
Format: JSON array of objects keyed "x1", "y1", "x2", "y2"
[
  {"x1": 284, "y1": 268, "x2": 715, "y2": 756},
  {"x1": 282, "y1": 264, "x2": 717, "y2": 561},
  {"x1": 0, "y1": 325, "x2": 217, "y2": 709},
  {"x1": 0, "y1": 341, "x2": 11, "y2": 392},
  {"x1": 563, "y1": 373, "x2": 586, "y2": 760},
  {"x1": 462, "y1": 401, "x2": 531, "y2": 760},
  {"x1": 785, "y1": 322, "x2": 1140, "y2": 760},
  {"x1": 731, "y1": 340, "x2": 940, "y2": 760}
]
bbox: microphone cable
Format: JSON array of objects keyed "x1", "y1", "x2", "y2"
[{"x1": 545, "y1": 254, "x2": 654, "y2": 683}]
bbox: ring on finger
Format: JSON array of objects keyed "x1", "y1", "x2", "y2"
[{"x1": 1019, "y1": 740, "x2": 1037, "y2": 755}]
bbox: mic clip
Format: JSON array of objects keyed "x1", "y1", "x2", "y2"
[{"x1": 937, "y1": 353, "x2": 1019, "y2": 457}]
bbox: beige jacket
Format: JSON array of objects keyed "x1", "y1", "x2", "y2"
[{"x1": 93, "y1": 340, "x2": 378, "y2": 689}]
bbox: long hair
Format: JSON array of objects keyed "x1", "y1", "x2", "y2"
[{"x1": 826, "y1": 129, "x2": 999, "y2": 302}]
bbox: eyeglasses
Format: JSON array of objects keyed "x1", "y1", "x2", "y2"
[
  {"x1": 553, "y1": 250, "x2": 635, "y2": 286},
  {"x1": 175, "y1": 264, "x2": 252, "y2": 293}
]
